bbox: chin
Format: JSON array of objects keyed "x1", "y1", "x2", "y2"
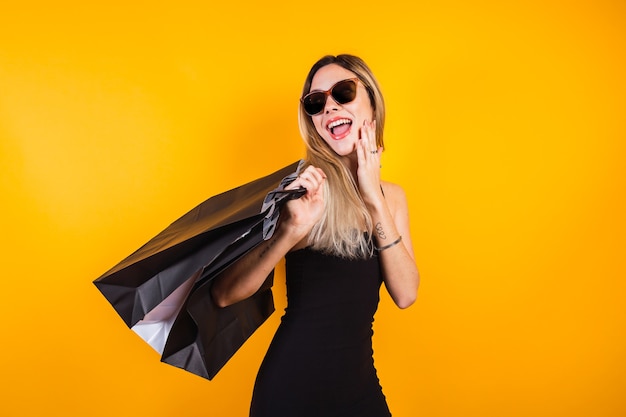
[{"x1": 330, "y1": 145, "x2": 357, "y2": 158}]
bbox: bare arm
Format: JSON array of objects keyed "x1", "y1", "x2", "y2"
[
  {"x1": 369, "y1": 182, "x2": 419, "y2": 309},
  {"x1": 210, "y1": 223, "x2": 301, "y2": 307},
  {"x1": 211, "y1": 166, "x2": 327, "y2": 307},
  {"x1": 356, "y1": 121, "x2": 420, "y2": 309}
]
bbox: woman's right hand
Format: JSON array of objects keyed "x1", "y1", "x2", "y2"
[
  {"x1": 280, "y1": 165, "x2": 327, "y2": 241},
  {"x1": 211, "y1": 165, "x2": 326, "y2": 307}
]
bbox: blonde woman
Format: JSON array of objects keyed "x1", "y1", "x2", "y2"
[{"x1": 211, "y1": 54, "x2": 419, "y2": 417}]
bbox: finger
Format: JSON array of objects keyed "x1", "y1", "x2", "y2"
[
  {"x1": 304, "y1": 166, "x2": 326, "y2": 184},
  {"x1": 360, "y1": 121, "x2": 375, "y2": 155},
  {"x1": 356, "y1": 133, "x2": 367, "y2": 165},
  {"x1": 287, "y1": 174, "x2": 311, "y2": 191},
  {"x1": 298, "y1": 169, "x2": 318, "y2": 190},
  {"x1": 367, "y1": 120, "x2": 377, "y2": 153},
  {"x1": 293, "y1": 166, "x2": 325, "y2": 194},
  {"x1": 313, "y1": 167, "x2": 327, "y2": 180},
  {"x1": 362, "y1": 130, "x2": 378, "y2": 163}
]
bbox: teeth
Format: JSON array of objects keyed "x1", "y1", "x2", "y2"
[{"x1": 328, "y1": 118, "x2": 352, "y2": 129}]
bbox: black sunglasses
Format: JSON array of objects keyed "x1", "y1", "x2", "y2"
[{"x1": 301, "y1": 78, "x2": 359, "y2": 116}]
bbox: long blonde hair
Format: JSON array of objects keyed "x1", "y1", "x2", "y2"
[{"x1": 297, "y1": 54, "x2": 386, "y2": 259}]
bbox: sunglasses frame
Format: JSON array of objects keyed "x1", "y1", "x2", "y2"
[{"x1": 301, "y1": 78, "x2": 360, "y2": 116}]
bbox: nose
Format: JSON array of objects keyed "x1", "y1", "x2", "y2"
[{"x1": 324, "y1": 94, "x2": 340, "y2": 114}]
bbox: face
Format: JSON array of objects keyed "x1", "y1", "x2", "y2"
[{"x1": 307, "y1": 64, "x2": 374, "y2": 157}]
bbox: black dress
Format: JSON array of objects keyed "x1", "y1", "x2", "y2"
[{"x1": 249, "y1": 247, "x2": 392, "y2": 417}]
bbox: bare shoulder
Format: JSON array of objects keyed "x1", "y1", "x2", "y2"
[
  {"x1": 380, "y1": 180, "x2": 414, "y2": 255},
  {"x1": 380, "y1": 180, "x2": 409, "y2": 213}
]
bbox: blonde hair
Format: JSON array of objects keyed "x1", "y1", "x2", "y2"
[{"x1": 297, "y1": 54, "x2": 386, "y2": 259}]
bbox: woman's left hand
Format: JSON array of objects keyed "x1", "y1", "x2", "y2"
[{"x1": 356, "y1": 120, "x2": 384, "y2": 207}]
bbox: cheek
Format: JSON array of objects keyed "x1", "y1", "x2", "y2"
[
  {"x1": 312, "y1": 117, "x2": 326, "y2": 137},
  {"x1": 345, "y1": 99, "x2": 373, "y2": 121},
  {"x1": 359, "y1": 101, "x2": 375, "y2": 121}
]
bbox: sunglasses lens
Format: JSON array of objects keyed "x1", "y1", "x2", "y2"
[
  {"x1": 303, "y1": 92, "x2": 326, "y2": 116},
  {"x1": 302, "y1": 79, "x2": 358, "y2": 116},
  {"x1": 331, "y1": 79, "x2": 357, "y2": 105}
]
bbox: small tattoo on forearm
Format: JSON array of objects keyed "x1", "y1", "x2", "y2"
[{"x1": 375, "y1": 222, "x2": 386, "y2": 240}]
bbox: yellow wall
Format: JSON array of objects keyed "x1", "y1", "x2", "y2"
[{"x1": 1, "y1": 1, "x2": 625, "y2": 416}]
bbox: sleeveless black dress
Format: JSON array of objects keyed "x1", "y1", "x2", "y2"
[{"x1": 249, "y1": 247, "x2": 391, "y2": 417}]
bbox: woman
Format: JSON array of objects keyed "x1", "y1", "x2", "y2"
[{"x1": 211, "y1": 54, "x2": 419, "y2": 416}]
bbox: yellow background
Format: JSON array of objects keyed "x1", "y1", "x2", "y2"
[{"x1": 1, "y1": 0, "x2": 625, "y2": 416}]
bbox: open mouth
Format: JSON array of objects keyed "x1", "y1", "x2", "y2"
[{"x1": 327, "y1": 118, "x2": 353, "y2": 137}]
